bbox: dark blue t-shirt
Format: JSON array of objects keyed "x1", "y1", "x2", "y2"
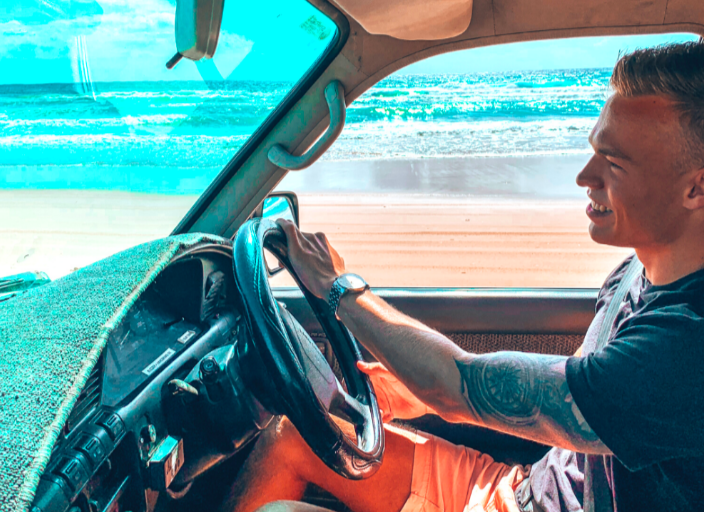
[{"x1": 528, "y1": 255, "x2": 704, "y2": 511}]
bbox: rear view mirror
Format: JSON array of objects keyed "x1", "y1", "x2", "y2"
[
  {"x1": 166, "y1": 0, "x2": 224, "y2": 69},
  {"x1": 262, "y1": 193, "x2": 299, "y2": 226},
  {"x1": 256, "y1": 192, "x2": 300, "y2": 277}
]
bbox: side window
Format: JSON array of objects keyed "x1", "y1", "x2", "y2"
[{"x1": 276, "y1": 33, "x2": 698, "y2": 288}]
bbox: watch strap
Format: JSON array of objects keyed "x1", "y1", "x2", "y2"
[
  {"x1": 328, "y1": 279, "x2": 346, "y2": 318},
  {"x1": 328, "y1": 275, "x2": 369, "y2": 318}
]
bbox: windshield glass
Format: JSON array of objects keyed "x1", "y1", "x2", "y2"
[{"x1": 0, "y1": 0, "x2": 336, "y2": 279}]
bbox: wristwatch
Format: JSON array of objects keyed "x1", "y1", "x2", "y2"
[{"x1": 327, "y1": 273, "x2": 370, "y2": 318}]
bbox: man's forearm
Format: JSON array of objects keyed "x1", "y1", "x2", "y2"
[
  {"x1": 337, "y1": 290, "x2": 466, "y2": 410},
  {"x1": 337, "y1": 290, "x2": 610, "y2": 454}
]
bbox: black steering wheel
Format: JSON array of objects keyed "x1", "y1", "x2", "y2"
[{"x1": 232, "y1": 218, "x2": 384, "y2": 479}]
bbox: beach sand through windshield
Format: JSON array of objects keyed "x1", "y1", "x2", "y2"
[
  {"x1": 273, "y1": 194, "x2": 630, "y2": 288},
  {"x1": 1, "y1": 156, "x2": 630, "y2": 287}
]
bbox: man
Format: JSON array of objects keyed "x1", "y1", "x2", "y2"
[{"x1": 226, "y1": 42, "x2": 704, "y2": 512}]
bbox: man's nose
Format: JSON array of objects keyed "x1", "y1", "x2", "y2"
[{"x1": 576, "y1": 154, "x2": 604, "y2": 189}]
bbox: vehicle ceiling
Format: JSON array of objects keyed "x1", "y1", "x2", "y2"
[{"x1": 175, "y1": 0, "x2": 704, "y2": 238}]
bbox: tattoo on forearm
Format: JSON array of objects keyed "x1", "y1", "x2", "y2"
[{"x1": 454, "y1": 352, "x2": 606, "y2": 451}]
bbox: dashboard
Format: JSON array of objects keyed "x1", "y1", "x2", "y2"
[
  {"x1": 102, "y1": 288, "x2": 203, "y2": 408},
  {"x1": 31, "y1": 245, "x2": 272, "y2": 512},
  {"x1": 102, "y1": 254, "x2": 228, "y2": 408}
]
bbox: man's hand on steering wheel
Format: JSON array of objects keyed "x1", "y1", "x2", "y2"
[
  {"x1": 276, "y1": 219, "x2": 345, "y2": 301},
  {"x1": 357, "y1": 361, "x2": 436, "y2": 423},
  {"x1": 276, "y1": 220, "x2": 435, "y2": 425}
]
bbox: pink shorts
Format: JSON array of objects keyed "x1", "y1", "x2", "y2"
[{"x1": 392, "y1": 425, "x2": 529, "y2": 512}]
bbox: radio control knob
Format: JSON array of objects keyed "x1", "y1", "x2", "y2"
[{"x1": 141, "y1": 424, "x2": 157, "y2": 445}]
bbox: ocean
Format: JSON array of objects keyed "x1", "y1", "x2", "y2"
[{"x1": 0, "y1": 69, "x2": 610, "y2": 196}]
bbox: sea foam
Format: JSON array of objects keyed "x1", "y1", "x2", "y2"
[{"x1": 0, "y1": 69, "x2": 609, "y2": 192}]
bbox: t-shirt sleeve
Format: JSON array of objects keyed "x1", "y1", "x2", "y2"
[{"x1": 566, "y1": 309, "x2": 704, "y2": 471}]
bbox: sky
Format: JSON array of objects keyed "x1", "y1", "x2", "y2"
[
  {"x1": 402, "y1": 33, "x2": 701, "y2": 74},
  {"x1": 0, "y1": 0, "x2": 336, "y2": 84},
  {"x1": 0, "y1": 0, "x2": 700, "y2": 84}
]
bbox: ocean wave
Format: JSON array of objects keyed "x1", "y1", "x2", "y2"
[
  {"x1": 0, "y1": 71, "x2": 610, "y2": 132},
  {"x1": 0, "y1": 117, "x2": 597, "y2": 165},
  {"x1": 319, "y1": 148, "x2": 593, "y2": 161},
  {"x1": 348, "y1": 81, "x2": 609, "y2": 121},
  {"x1": 322, "y1": 117, "x2": 596, "y2": 160},
  {"x1": 0, "y1": 70, "x2": 611, "y2": 165},
  {"x1": 0, "y1": 133, "x2": 245, "y2": 144},
  {"x1": 0, "y1": 133, "x2": 249, "y2": 168},
  {"x1": 0, "y1": 114, "x2": 188, "y2": 128},
  {"x1": 0, "y1": 111, "x2": 270, "y2": 134}
]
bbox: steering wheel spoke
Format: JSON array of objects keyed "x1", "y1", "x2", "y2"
[
  {"x1": 330, "y1": 383, "x2": 368, "y2": 427},
  {"x1": 278, "y1": 304, "x2": 339, "y2": 407}
]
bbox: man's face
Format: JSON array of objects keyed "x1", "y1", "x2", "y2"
[{"x1": 576, "y1": 94, "x2": 693, "y2": 249}]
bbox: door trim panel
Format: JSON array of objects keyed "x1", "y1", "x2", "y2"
[{"x1": 274, "y1": 288, "x2": 597, "y2": 335}]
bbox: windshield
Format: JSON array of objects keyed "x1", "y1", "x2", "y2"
[{"x1": 0, "y1": 0, "x2": 336, "y2": 280}]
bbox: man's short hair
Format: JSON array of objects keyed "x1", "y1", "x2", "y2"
[{"x1": 610, "y1": 40, "x2": 704, "y2": 168}]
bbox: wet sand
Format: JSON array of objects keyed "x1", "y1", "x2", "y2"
[
  {"x1": 1, "y1": 190, "x2": 630, "y2": 288},
  {"x1": 279, "y1": 154, "x2": 592, "y2": 198}
]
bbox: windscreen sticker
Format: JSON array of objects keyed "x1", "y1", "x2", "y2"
[
  {"x1": 177, "y1": 330, "x2": 197, "y2": 344},
  {"x1": 142, "y1": 348, "x2": 176, "y2": 376},
  {"x1": 300, "y1": 16, "x2": 332, "y2": 40}
]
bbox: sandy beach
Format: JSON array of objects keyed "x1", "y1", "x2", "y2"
[
  {"x1": 0, "y1": 190, "x2": 197, "y2": 280},
  {"x1": 272, "y1": 194, "x2": 630, "y2": 288},
  {"x1": 1, "y1": 189, "x2": 629, "y2": 289}
]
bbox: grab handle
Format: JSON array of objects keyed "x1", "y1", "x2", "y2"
[{"x1": 268, "y1": 80, "x2": 346, "y2": 171}]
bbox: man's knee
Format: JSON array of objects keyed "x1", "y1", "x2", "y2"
[
  {"x1": 254, "y1": 501, "x2": 329, "y2": 512},
  {"x1": 255, "y1": 416, "x2": 309, "y2": 465},
  {"x1": 253, "y1": 501, "x2": 290, "y2": 512}
]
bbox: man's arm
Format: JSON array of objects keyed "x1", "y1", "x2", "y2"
[
  {"x1": 337, "y1": 291, "x2": 610, "y2": 454},
  {"x1": 276, "y1": 220, "x2": 609, "y2": 454}
]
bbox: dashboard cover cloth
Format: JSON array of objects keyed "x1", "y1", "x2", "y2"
[{"x1": 0, "y1": 233, "x2": 228, "y2": 512}]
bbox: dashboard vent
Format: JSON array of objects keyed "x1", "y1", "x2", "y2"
[
  {"x1": 65, "y1": 355, "x2": 103, "y2": 432},
  {"x1": 49, "y1": 357, "x2": 104, "y2": 459}
]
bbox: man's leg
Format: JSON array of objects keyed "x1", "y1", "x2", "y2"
[
  {"x1": 254, "y1": 501, "x2": 331, "y2": 512},
  {"x1": 221, "y1": 416, "x2": 416, "y2": 512}
]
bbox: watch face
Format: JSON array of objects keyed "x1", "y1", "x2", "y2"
[{"x1": 339, "y1": 273, "x2": 367, "y2": 291}]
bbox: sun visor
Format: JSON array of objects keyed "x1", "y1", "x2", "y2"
[{"x1": 334, "y1": 0, "x2": 473, "y2": 40}]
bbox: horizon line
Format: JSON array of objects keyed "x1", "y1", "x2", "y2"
[{"x1": 0, "y1": 67, "x2": 615, "y2": 87}]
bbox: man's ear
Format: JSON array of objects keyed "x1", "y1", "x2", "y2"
[{"x1": 683, "y1": 167, "x2": 704, "y2": 211}]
